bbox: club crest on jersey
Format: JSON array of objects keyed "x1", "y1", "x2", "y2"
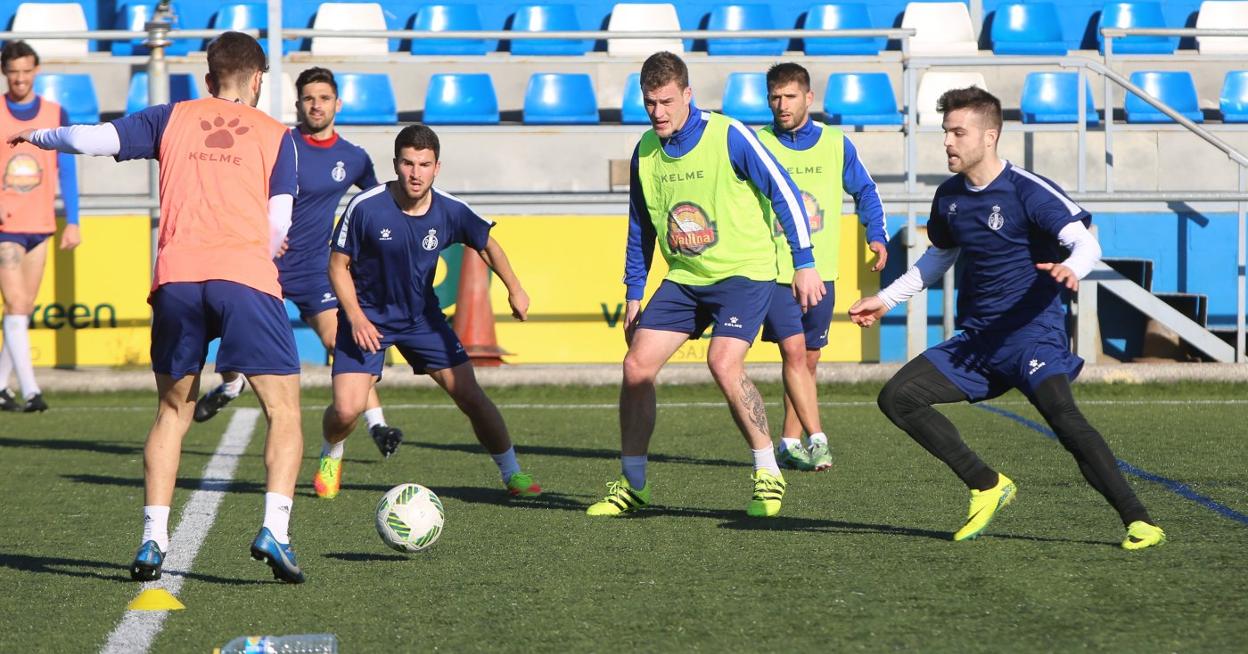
[
  {"x1": 331, "y1": 161, "x2": 346, "y2": 183},
  {"x1": 421, "y1": 229, "x2": 439, "y2": 251},
  {"x1": 948, "y1": 202, "x2": 958, "y2": 215},
  {"x1": 667, "y1": 201, "x2": 717, "y2": 256},
  {"x1": 988, "y1": 205, "x2": 1005, "y2": 231},
  {"x1": 379, "y1": 228, "x2": 393, "y2": 241},
  {"x1": 3, "y1": 153, "x2": 42, "y2": 192},
  {"x1": 774, "y1": 191, "x2": 824, "y2": 237}
]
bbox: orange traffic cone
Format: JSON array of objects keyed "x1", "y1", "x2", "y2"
[{"x1": 452, "y1": 247, "x2": 510, "y2": 366}]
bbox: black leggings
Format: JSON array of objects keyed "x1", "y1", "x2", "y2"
[{"x1": 878, "y1": 355, "x2": 1150, "y2": 526}]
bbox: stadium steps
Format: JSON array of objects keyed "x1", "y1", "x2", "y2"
[{"x1": 1094, "y1": 258, "x2": 1227, "y2": 362}]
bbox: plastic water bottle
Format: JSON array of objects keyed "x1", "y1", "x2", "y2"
[{"x1": 215, "y1": 633, "x2": 338, "y2": 653}]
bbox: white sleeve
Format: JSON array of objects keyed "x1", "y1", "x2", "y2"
[
  {"x1": 1057, "y1": 221, "x2": 1101, "y2": 280},
  {"x1": 876, "y1": 246, "x2": 960, "y2": 310},
  {"x1": 268, "y1": 194, "x2": 294, "y2": 258},
  {"x1": 28, "y1": 124, "x2": 121, "y2": 156}
]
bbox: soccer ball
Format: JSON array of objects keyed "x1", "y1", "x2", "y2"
[{"x1": 375, "y1": 483, "x2": 444, "y2": 553}]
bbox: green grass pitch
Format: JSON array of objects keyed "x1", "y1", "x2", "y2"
[{"x1": 1, "y1": 382, "x2": 1246, "y2": 652}]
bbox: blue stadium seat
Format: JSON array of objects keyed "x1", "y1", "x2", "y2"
[
  {"x1": 523, "y1": 73, "x2": 599, "y2": 124},
  {"x1": 410, "y1": 5, "x2": 489, "y2": 55},
  {"x1": 112, "y1": 2, "x2": 192, "y2": 56},
  {"x1": 212, "y1": 3, "x2": 267, "y2": 52},
  {"x1": 510, "y1": 4, "x2": 591, "y2": 56},
  {"x1": 802, "y1": 3, "x2": 882, "y2": 56},
  {"x1": 34, "y1": 74, "x2": 99, "y2": 124},
  {"x1": 1219, "y1": 71, "x2": 1248, "y2": 123},
  {"x1": 1020, "y1": 72, "x2": 1098, "y2": 124},
  {"x1": 424, "y1": 74, "x2": 500, "y2": 125},
  {"x1": 1125, "y1": 71, "x2": 1203, "y2": 123},
  {"x1": 823, "y1": 72, "x2": 903, "y2": 125},
  {"x1": 991, "y1": 2, "x2": 1067, "y2": 55},
  {"x1": 334, "y1": 73, "x2": 398, "y2": 125},
  {"x1": 707, "y1": 5, "x2": 786, "y2": 56},
  {"x1": 1098, "y1": 2, "x2": 1176, "y2": 54},
  {"x1": 126, "y1": 72, "x2": 200, "y2": 116},
  {"x1": 721, "y1": 72, "x2": 771, "y2": 124},
  {"x1": 621, "y1": 72, "x2": 649, "y2": 125}
]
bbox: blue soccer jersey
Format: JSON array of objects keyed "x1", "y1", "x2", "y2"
[
  {"x1": 332, "y1": 184, "x2": 494, "y2": 331},
  {"x1": 277, "y1": 131, "x2": 377, "y2": 277},
  {"x1": 927, "y1": 162, "x2": 1090, "y2": 333}
]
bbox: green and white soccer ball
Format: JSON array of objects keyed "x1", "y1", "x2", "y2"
[{"x1": 376, "y1": 483, "x2": 444, "y2": 553}]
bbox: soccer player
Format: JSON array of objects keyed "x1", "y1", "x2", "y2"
[
  {"x1": 193, "y1": 66, "x2": 406, "y2": 469},
  {"x1": 11, "y1": 31, "x2": 311, "y2": 581},
  {"x1": 848, "y1": 87, "x2": 1166, "y2": 550},
  {"x1": 0, "y1": 40, "x2": 81, "y2": 413},
  {"x1": 758, "y1": 62, "x2": 888, "y2": 472},
  {"x1": 321, "y1": 124, "x2": 542, "y2": 499},
  {"x1": 586, "y1": 52, "x2": 824, "y2": 519}
]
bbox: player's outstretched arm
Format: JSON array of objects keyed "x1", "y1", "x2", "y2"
[
  {"x1": 479, "y1": 237, "x2": 528, "y2": 321},
  {"x1": 848, "y1": 296, "x2": 888, "y2": 328},
  {"x1": 329, "y1": 251, "x2": 382, "y2": 353},
  {"x1": 8, "y1": 124, "x2": 122, "y2": 156},
  {"x1": 849, "y1": 246, "x2": 961, "y2": 328}
]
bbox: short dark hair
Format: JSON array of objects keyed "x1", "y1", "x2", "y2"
[
  {"x1": 1, "y1": 41, "x2": 39, "y2": 69},
  {"x1": 936, "y1": 86, "x2": 1003, "y2": 132},
  {"x1": 394, "y1": 124, "x2": 440, "y2": 160},
  {"x1": 295, "y1": 66, "x2": 337, "y2": 97},
  {"x1": 206, "y1": 31, "x2": 267, "y2": 89},
  {"x1": 766, "y1": 63, "x2": 810, "y2": 92},
  {"x1": 640, "y1": 51, "x2": 688, "y2": 91}
]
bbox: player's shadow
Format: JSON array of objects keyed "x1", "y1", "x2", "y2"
[
  {"x1": 432, "y1": 485, "x2": 593, "y2": 512},
  {"x1": 0, "y1": 553, "x2": 269, "y2": 585},
  {"x1": 718, "y1": 516, "x2": 1110, "y2": 546},
  {"x1": 63, "y1": 473, "x2": 269, "y2": 494},
  {"x1": 0, "y1": 436, "x2": 214, "y2": 458},
  {"x1": 323, "y1": 552, "x2": 411, "y2": 563},
  {"x1": 415, "y1": 441, "x2": 744, "y2": 468}
]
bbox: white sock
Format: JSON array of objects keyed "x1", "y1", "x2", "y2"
[
  {"x1": 263, "y1": 492, "x2": 293, "y2": 544},
  {"x1": 3, "y1": 315, "x2": 39, "y2": 398},
  {"x1": 220, "y1": 375, "x2": 245, "y2": 398},
  {"x1": 780, "y1": 437, "x2": 803, "y2": 452},
  {"x1": 752, "y1": 446, "x2": 782, "y2": 476},
  {"x1": 809, "y1": 432, "x2": 828, "y2": 446},
  {"x1": 321, "y1": 438, "x2": 344, "y2": 459},
  {"x1": 621, "y1": 455, "x2": 648, "y2": 490},
  {"x1": 141, "y1": 505, "x2": 170, "y2": 552},
  {"x1": 0, "y1": 342, "x2": 13, "y2": 390},
  {"x1": 490, "y1": 447, "x2": 521, "y2": 483},
  {"x1": 364, "y1": 407, "x2": 386, "y2": 428}
]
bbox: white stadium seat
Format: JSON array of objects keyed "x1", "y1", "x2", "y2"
[
  {"x1": 917, "y1": 71, "x2": 988, "y2": 125},
  {"x1": 607, "y1": 3, "x2": 684, "y2": 56},
  {"x1": 13, "y1": 2, "x2": 89, "y2": 58},
  {"x1": 256, "y1": 72, "x2": 297, "y2": 125},
  {"x1": 310, "y1": 2, "x2": 388, "y2": 56},
  {"x1": 901, "y1": 2, "x2": 979, "y2": 56},
  {"x1": 1197, "y1": 1, "x2": 1248, "y2": 54}
]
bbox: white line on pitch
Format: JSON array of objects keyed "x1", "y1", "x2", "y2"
[{"x1": 99, "y1": 408, "x2": 261, "y2": 654}]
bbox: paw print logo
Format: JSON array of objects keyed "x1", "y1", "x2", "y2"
[{"x1": 200, "y1": 116, "x2": 250, "y2": 149}]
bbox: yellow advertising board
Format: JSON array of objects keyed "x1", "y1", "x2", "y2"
[
  {"x1": 484, "y1": 214, "x2": 880, "y2": 364},
  {"x1": 8, "y1": 213, "x2": 879, "y2": 367}
]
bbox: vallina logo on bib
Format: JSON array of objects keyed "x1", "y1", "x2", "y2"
[
  {"x1": 667, "y1": 201, "x2": 718, "y2": 256},
  {"x1": 775, "y1": 190, "x2": 824, "y2": 237}
]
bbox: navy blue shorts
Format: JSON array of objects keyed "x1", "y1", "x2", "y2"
[
  {"x1": 332, "y1": 312, "x2": 469, "y2": 378},
  {"x1": 279, "y1": 270, "x2": 338, "y2": 323},
  {"x1": 637, "y1": 277, "x2": 772, "y2": 343},
  {"x1": 150, "y1": 280, "x2": 301, "y2": 379},
  {"x1": 0, "y1": 232, "x2": 51, "y2": 251},
  {"x1": 762, "y1": 281, "x2": 836, "y2": 348},
  {"x1": 923, "y1": 323, "x2": 1084, "y2": 402}
]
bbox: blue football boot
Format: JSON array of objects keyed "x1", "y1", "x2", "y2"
[
  {"x1": 249, "y1": 528, "x2": 305, "y2": 584},
  {"x1": 130, "y1": 540, "x2": 164, "y2": 581}
]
